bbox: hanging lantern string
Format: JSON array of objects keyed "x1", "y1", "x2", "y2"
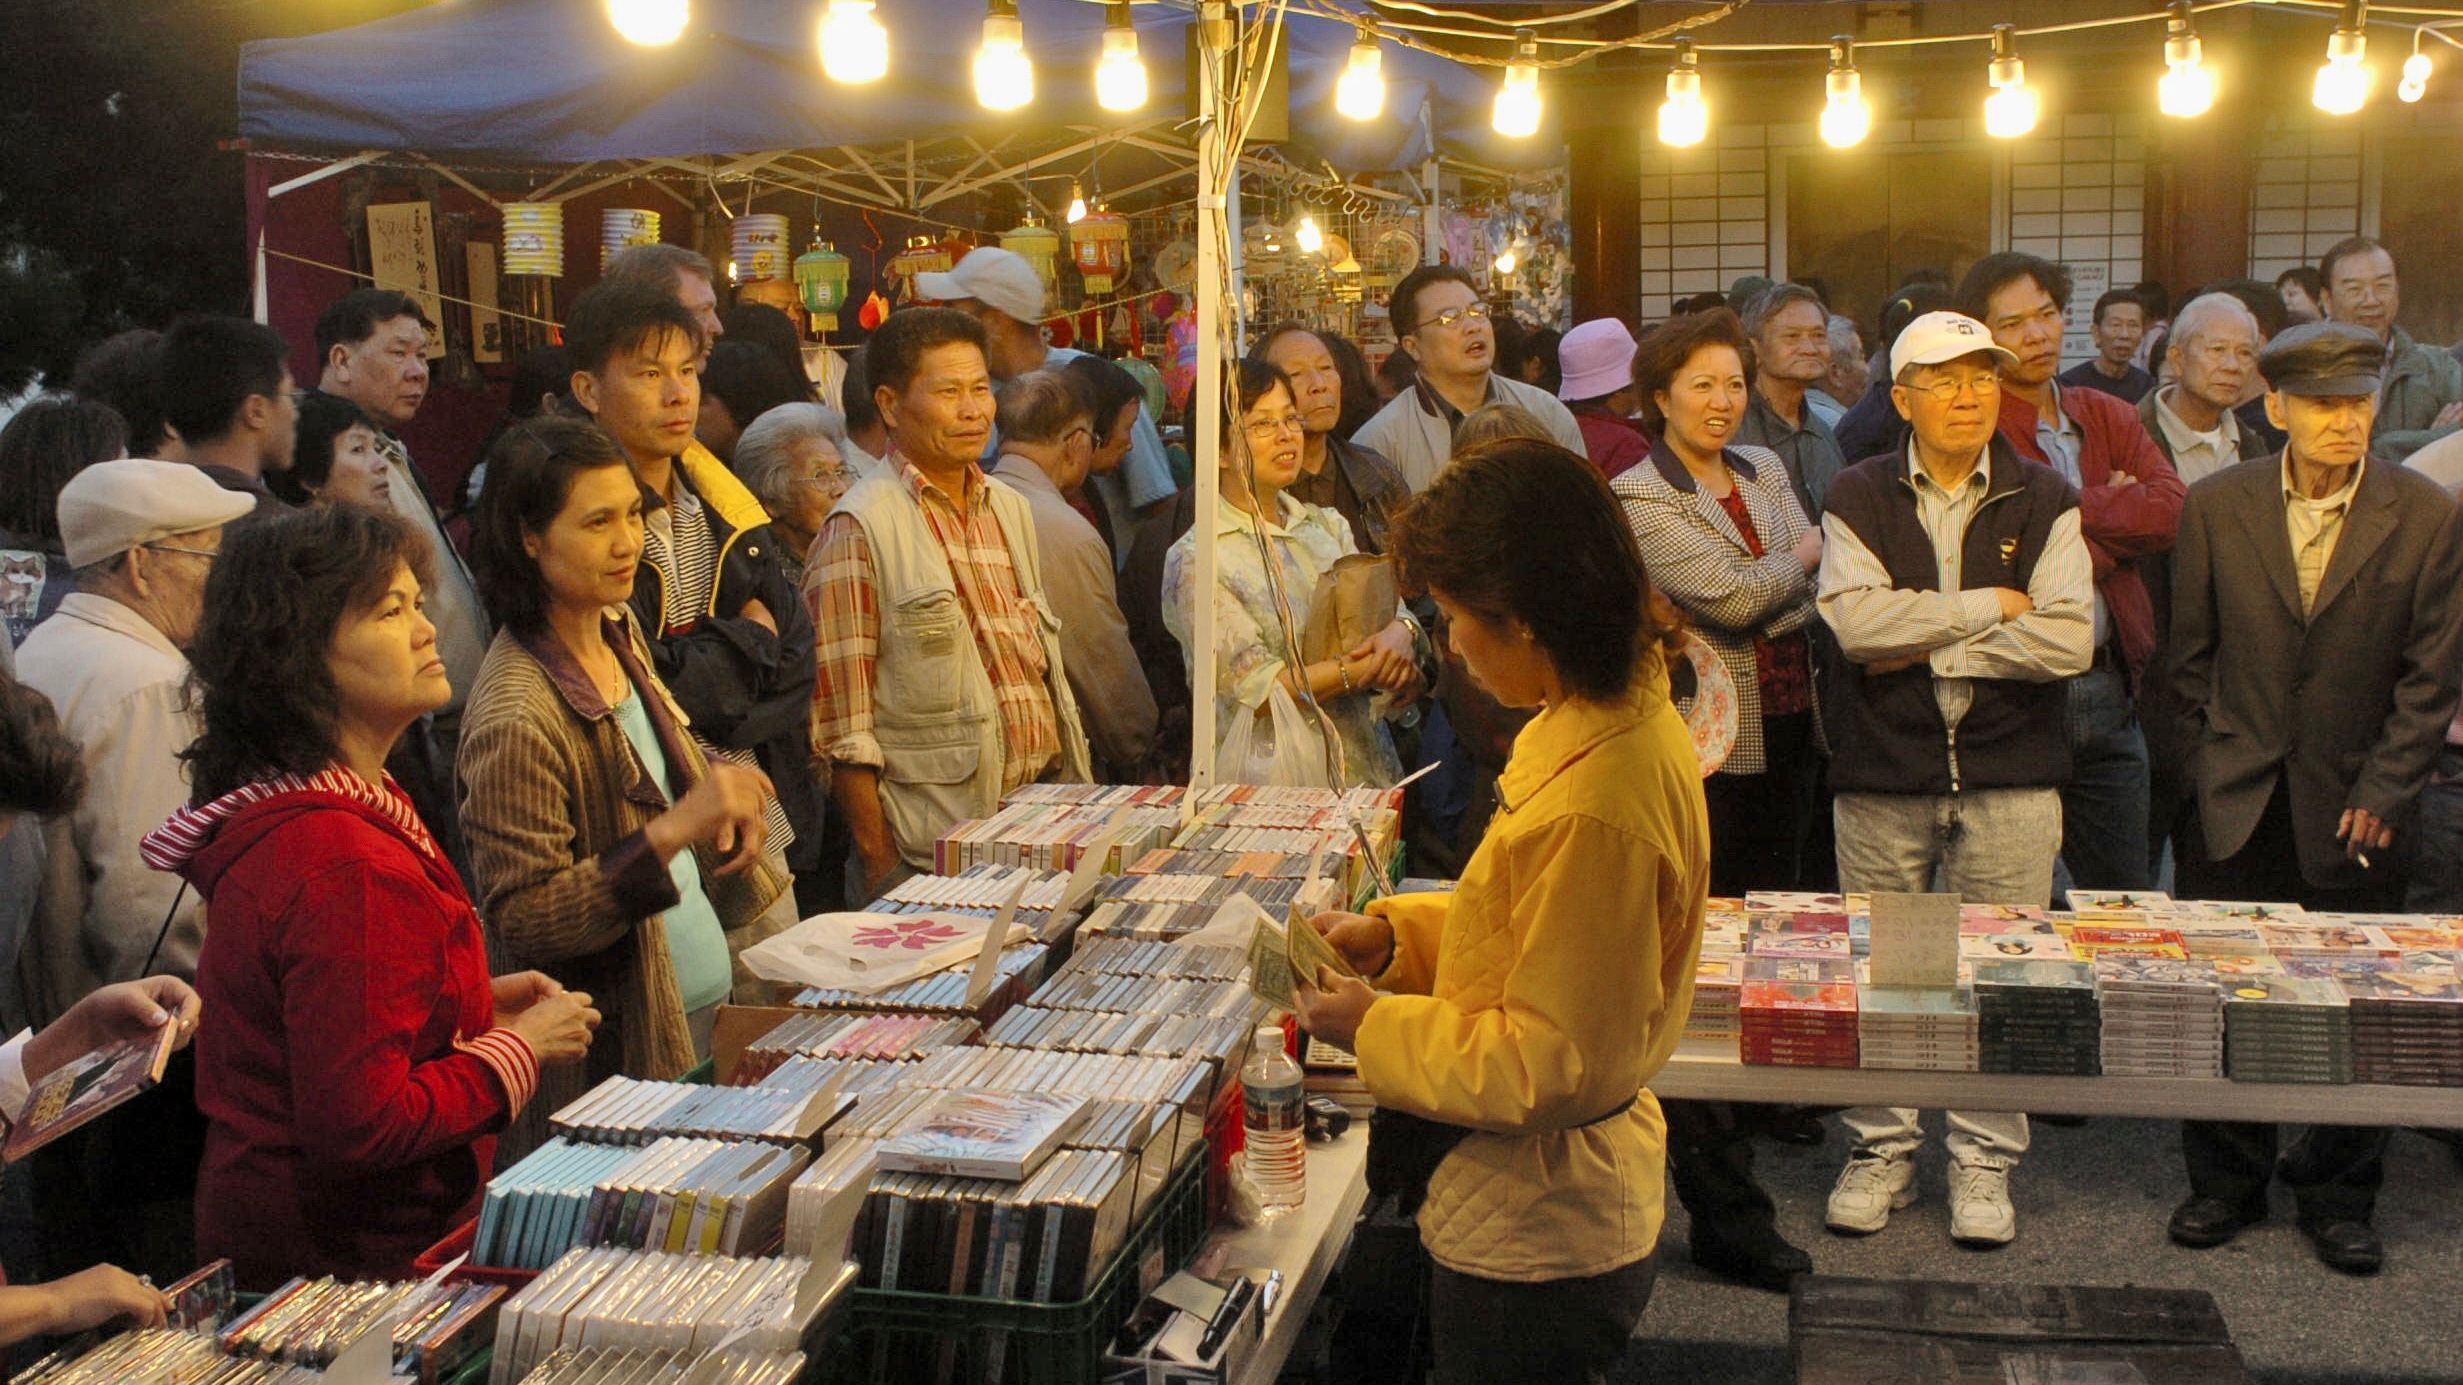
[{"x1": 258, "y1": 246, "x2": 567, "y2": 329}]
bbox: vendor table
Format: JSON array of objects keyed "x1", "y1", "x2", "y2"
[
  {"x1": 1650, "y1": 1038, "x2": 2463, "y2": 1125},
  {"x1": 1203, "y1": 1129, "x2": 1372, "y2": 1385}
]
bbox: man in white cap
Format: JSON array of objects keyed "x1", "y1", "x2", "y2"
[
  {"x1": 1814, "y1": 311, "x2": 2095, "y2": 1250},
  {"x1": 1554, "y1": 317, "x2": 1649, "y2": 481},
  {"x1": 918, "y1": 247, "x2": 1177, "y2": 559},
  {"x1": 14, "y1": 460, "x2": 254, "y2": 1021}
]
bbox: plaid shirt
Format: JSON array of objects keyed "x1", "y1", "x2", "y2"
[{"x1": 804, "y1": 457, "x2": 1061, "y2": 794}]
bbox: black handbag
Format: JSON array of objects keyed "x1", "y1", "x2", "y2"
[{"x1": 1366, "y1": 1094, "x2": 1641, "y2": 1216}]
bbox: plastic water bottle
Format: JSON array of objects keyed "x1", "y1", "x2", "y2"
[{"x1": 1242, "y1": 1023, "x2": 1308, "y2": 1216}]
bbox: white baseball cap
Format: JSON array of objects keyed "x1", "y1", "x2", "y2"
[
  {"x1": 915, "y1": 246, "x2": 1046, "y2": 326},
  {"x1": 57, "y1": 459, "x2": 258, "y2": 569},
  {"x1": 1889, "y1": 310, "x2": 2018, "y2": 381}
]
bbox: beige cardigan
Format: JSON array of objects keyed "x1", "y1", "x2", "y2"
[{"x1": 457, "y1": 609, "x2": 788, "y2": 1155}]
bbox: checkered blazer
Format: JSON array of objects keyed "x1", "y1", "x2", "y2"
[{"x1": 1612, "y1": 442, "x2": 1822, "y2": 775}]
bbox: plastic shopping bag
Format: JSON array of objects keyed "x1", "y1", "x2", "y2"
[{"x1": 1216, "y1": 683, "x2": 1337, "y2": 788}]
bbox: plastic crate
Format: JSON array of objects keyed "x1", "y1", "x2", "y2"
[
  {"x1": 411, "y1": 1217, "x2": 539, "y2": 1290},
  {"x1": 821, "y1": 1139, "x2": 1212, "y2": 1385}
]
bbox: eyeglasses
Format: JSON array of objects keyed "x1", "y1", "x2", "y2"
[
  {"x1": 1064, "y1": 425, "x2": 1095, "y2": 446},
  {"x1": 142, "y1": 543, "x2": 220, "y2": 562},
  {"x1": 793, "y1": 467, "x2": 858, "y2": 489},
  {"x1": 1412, "y1": 302, "x2": 1490, "y2": 334},
  {"x1": 1901, "y1": 373, "x2": 2002, "y2": 403},
  {"x1": 1242, "y1": 413, "x2": 1308, "y2": 438}
]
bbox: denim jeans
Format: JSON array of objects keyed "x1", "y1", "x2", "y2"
[
  {"x1": 2405, "y1": 746, "x2": 2463, "y2": 912},
  {"x1": 2060, "y1": 660, "x2": 2152, "y2": 892}
]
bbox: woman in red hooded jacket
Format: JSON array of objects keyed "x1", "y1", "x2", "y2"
[{"x1": 142, "y1": 506, "x2": 600, "y2": 1290}]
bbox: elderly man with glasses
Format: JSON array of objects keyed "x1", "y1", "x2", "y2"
[{"x1": 1355, "y1": 265, "x2": 1586, "y2": 492}]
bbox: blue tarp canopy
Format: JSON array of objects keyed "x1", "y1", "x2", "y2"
[{"x1": 238, "y1": 0, "x2": 1563, "y2": 175}]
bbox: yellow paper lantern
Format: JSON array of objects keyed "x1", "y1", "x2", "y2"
[
  {"x1": 1000, "y1": 213, "x2": 1062, "y2": 292},
  {"x1": 887, "y1": 234, "x2": 953, "y2": 304},
  {"x1": 1070, "y1": 205, "x2": 1131, "y2": 296}
]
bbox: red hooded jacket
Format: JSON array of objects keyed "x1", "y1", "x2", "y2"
[
  {"x1": 1994, "y1": 384, "x2": 2185, "y2": 688},
  {"x1": 143, "y1": 773, "x2": 534, "y2": 1291}
]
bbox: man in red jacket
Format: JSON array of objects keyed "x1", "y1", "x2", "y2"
[{"x1": 1959, "y1": 253, "x2": 2185, "y2": 894}]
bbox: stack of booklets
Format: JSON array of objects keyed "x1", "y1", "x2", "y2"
[
  {"x1": 790, "y1": 939, "x2": 1048, "y2": 1016},
  {"x1": 1079, "y1": 874, "x2": 1310, "y2": 942},
  {"x1": 982, "y1": 1007, "x2": 1253, "y2": 1072},
  {"x1": 488, "y1": 1250, "x2": 827, "y2": 1384},
  {"x1": 733, "y1": 1012, "x2": 977, "y2": 1082},
  {"x1": 1057, "y1": 938, "x2": 1247, "y2": 982},
  {"x1": 2222, "y1": 976, "x2": 2354, "y2": 1083},
  {"x1": 477, "y1": 1135, "x2": 811, "y2": 1265},
  {"x1": 2334, "y1": 960, "x2": 2463, "y2": 1085},
  {"x1": 512, "y1": 1346, "x2": 806, "y2": 1385},
  {"x1": 1856, "y1": 987, "x2": 1979, "y2": 1072},
  {"x1": 549, "y1": 1077, "x2": 843, "y2": 1147},
  {"x1": 2092, "y1": 957, "x2": 2226, "y2": 1078},
  {"x1": 854, "y1": 1147, "x2": 1138, "y2": 1301},
  {"x1": 1746, "y1": 920, "x2": 1855, "y2": 963},
  {"x1": 12, "y1": 1332, "x2": 320, "y2": 1384},
  {"x1": 1686, "y1": 956, "x2": 1743, "y2": 1042},
  {"x1": 878, "y1": 1090, "x2": 1090, "y2": 1180},
  {"x1": 1973, "y1": 960, "x2": 2102, "y2": 1075},
  {"x1": 1739, "y1": 980, "x2": 1859, "y2": 1067}
]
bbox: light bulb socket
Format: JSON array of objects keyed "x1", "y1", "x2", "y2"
[
  {"x1": 2166, "y1": 31, "x2": 2202, "y2": 69},
  {"x1": 2329, "y1": 27, "x2": 2367, "y2": 65},
  {"x1": 1827, "y1": 36, "x2": 1860, "y2": 101},
  {"x1": 1508, "y1": 28, "x2": 1540, "y2": 89},
  {"x1": 1103, "y1": 0, "x2": 1131, "y2": 33}
]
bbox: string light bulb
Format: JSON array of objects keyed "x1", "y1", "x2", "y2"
[
  {"x1": 1337, "y1": 27, "x2": 1387, "y2": 121},
  {"x1": 1983, "y1": 25, "x2": 2039, "y2": 139},
  {"x1": 1296, "y1": 215, "x2": 1324, "y2": 255},
  {"x1": 2401, "y1": 42, "x2": 2431, "y2": 102},
  {"x1": 1658, "y1": 40, "x2": 1708, "y2": 147},
  {"x1": 1492, "y1": 30, "x2": 1542, "y2": 138},
  {"x1": 1095, "y1": 2, "x2": 1147, "y2": 112},
  {"x1": 2313, "y1": 2, "x2": 2373, "y2": 115},
  {"x1": 1493, "y1": 245, "x2": 1518, "y2": 276},
  {"x1": 2158, "y1": 1, "x2": 2216, "y2": 118},
  {"x1": 974, "y1": 0, "x2": 1033, "y2": 112},
  {"x1": 606, "y1": 0, "x2": 688, "y2": 46},
  {"x1": 1066, "y1": 181, "x2": 1088, "y2": 224},
  {"x1": 1820, "y1": 37, "x2": 1872, "y2": 148},
  {"x1": 819, "y1": 0, "x2": 889, "y2": 84}
]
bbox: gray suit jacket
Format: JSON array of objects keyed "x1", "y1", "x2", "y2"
[{"x1": 2167, "y1": 453, "x2": 2463, "y2": 887}]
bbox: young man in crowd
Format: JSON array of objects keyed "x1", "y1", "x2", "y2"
[
  {"x1": 1257, "y1": 323, "x2": 1415, "y2": 551},
  {"x1": 1816, "y1": 311, "x2": 2095, "y2": 1248},
  {"x1": 1737, "y1": 282, "x2": 1849, "y2": 520},
  {"x1": 565, "y1": 280, "x2": 813, "y2": 937},
  {"x1": 986, "y1": 372, "x2": 1155, "y2": 784},
  {"x1": 1549, "y1": 317, "x2": 1650, "y2": 482},
  {"x1": 807, "y1": 308, "x2": 1089, "y2": 904},
  {"x1": 1354, "y1": 264, "x2": 1585, "y2": 491},
  {"x1": 2277, "y1": 265, "x2": 2327, "y2": 326},
  {"x1": 2315, "y1": 236, "x2": 2463, "y2": 462},
  {"x1": 1963, "y1": 253, "x2": 2184, "y2": 895},
  {"x1": 155, "y1": 315, "x2": 296, "y2": 512},
  {"x1": 2059, "y1": 290, "x2": 2156, "y2": 405},
  {"x1": 2165, "y1": 320, "x2": 2463, "y2": 1275}
]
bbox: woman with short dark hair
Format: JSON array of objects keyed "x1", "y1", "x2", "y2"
[
  {"x1": 269, "y1": 391, "x2": 390, "y2": 509},
  {"x1": 459, "y1": 418, "x2": 782, "y2": 1149},
  {"x1": 145, "y1": 506, "x2": 599, "y2": 1289},
  {"x1": 1294, "y1": 437, "x2": 1707, "y2": 1385},
  {"x1": 0, "y1": 397, "x2": 127, "y2": 645}
]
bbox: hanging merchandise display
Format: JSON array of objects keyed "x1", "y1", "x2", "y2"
[
  {"x1": 600, "y1": 207, "x2": 661, "y2": 268},
  {"x1": 1071, "y1": 204, "x2": 1132, "y2": 296},
  {"x1": 999, "y1": 212, "x2": 1062, "y2": 292},
  {"x1": 731, "y1": 213, "x2": 792, "y2": 282},
  {"x1": 794, "y1": 240, "x2": 852, "y2": 333},
  {"x1": 1483, "y1": 173, "x2": 1572, "y2": 329},
  {"x1": 887, "y1": 234, "x2": 953, "y2": 305},
  {"x1": 500, "y1": 202, "x2": 564, "y2": 276}
]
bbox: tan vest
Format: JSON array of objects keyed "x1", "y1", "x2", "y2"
[{"x1": 831, "y1": 474, "x2": 1091, "y2": 868}]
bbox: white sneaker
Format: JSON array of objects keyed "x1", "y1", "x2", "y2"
[
  {"x1": 1826, "y1": 1152, "x2": 1916, "y2": 1234},
  {"x1": 1948, "y1": 1161, "x2": 2017, "y2": 1246}
]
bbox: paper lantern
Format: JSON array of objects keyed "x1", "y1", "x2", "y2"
[
  {"x1": 501, "y1": 202, "x2": 565, "y2": 277},
  {"x1": 794, "y1": 240, "x2": 852, "y2": 333},
  {"x1": 1070, "y1": 204, "x2": 1131, "y2": 296},
  {"x1": 730, "y1": 213, "x2": 792, "y2": 282},
  {"x1": 600, "y1": 208, "x2": 661, "y2": 268},
  {"x1": 887, "y1": 234, "x2": 953, "y2": 304},
  {"x1": 999, "y1": 214, "x2": 1061, "y2": 291}
]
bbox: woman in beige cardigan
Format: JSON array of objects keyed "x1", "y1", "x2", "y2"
[{"x1": 457, "y1": 419, "x2": 787, "y2": 1152}]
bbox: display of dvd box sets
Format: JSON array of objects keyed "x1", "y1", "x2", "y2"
[
  {"x1": 1054, "y1": 938, "x2": 1248, "y2": 982},
  {"x1": 731, "y1": 1012, "x2": 979, "y2": 1083},
  {"x1": 513, "y1": 1346, "x2": 807, "y2": 1385},
  {"x1": 788, "y1": 939, "x2": 1048, "y2": 1018},
  {"x1": 487, "y1": 1250, "x2": 838, "y2": 1385},
  {"x1": 549, "y1": 1076, "x2": 848, "y2": 1147},
  {"x1": 1077, "y1": 872, "x2": 1312, "y2": 942},
  {"x1": 1024, "y1": 968, "x2": 1254, "y2": 1018},
  {"x1": 981, "y1": 1007, "x2": 1254, "y2": 1075},
  {"x1": 931, "y1": 801, "x2": 1183, "y2": 876},
  {"x1": 473, "y1": 1135, "x2": 813, "y2": 1268},
  {"x1": 853, "y1": 1147, "x2": 1140, "y2": 1301},
  {"x1": 14, "y1": 1332, "x2": 322, "y2": 1384},
  {"x1": 861, "y1": 865, "x2": 1078, "y2": 939},
  {"x1": 18, "y1": 1278, "x2": 503, "y2": 1384},
  {"x1": 899, "y1": 1046, "x2": 1216, "y2": 1167}
]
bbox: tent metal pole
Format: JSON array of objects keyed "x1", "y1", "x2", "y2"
[
  {"x1": 265, "y1": 149, "x2": 385, "y2": 200},
  {"x1": 1190, "y1": 0, "x2": 1233, "y2": 797},
  {"x1": 1421, "y1": 98, "x2": 1442, "y2": 266}
]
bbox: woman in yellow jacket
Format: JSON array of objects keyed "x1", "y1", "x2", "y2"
[{"x1": 1297, "y1": 436, "x2": 1710, "y2": 1385}]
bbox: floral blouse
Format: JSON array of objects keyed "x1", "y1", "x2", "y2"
[{"x1": 1163, "y1": 492, "x2": 1403, "y2": 787}]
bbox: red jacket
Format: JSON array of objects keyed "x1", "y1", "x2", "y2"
[
  {"x1": 1995, "y1": 385, "x2": 2185, "y2": 687},
  {"x1": 1572, "y1": 405, "x2": 1652, "y2": 482},
  {"x1": 146, "y1": 773, "x2": 533, "y2": 1291}
]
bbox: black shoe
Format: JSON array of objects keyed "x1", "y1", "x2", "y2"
[
  {"x1": 2033, "y1": 1113, "x2": 2089, "y2": 1128},
  {"x1": 2300, "y1": 1219, "x2": 2383, "y2": 1276},
  {"x1": 2167, "y1": 1196, "x2": 2265, "y2": 1248},
  {"x1": 1769, "y1": 1110, "x2": 1827, "y2": 1146},
  {"x1": 1691, "y1": 1233, "x2": 1814, "y2": 1293}
]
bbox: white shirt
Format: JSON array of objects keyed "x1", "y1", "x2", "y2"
[
  {"x1": 2150, "y1": 386, "x2": 2248, "y2": 487},
  {"x1": 0, "y1": 1031, "x2": 28, "y2": 1120}
]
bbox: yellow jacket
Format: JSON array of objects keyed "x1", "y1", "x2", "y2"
[{"x1": 1354, "y1": 650, "x2": 1709, "y2": 1281}]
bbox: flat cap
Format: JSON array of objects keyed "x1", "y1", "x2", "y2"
[
  {"x1": 2260, "y1": 319, "x2": 2386, "y2": 398},
  {"x1": 56, "y1": 459, "x2": 256, "y2": 568}
]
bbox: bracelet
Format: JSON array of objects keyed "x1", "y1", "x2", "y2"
[{"x1": 1336, "y1": 658, "x2": 1356, "y2": 693}]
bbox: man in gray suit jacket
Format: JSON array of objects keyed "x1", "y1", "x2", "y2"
[{"x1": 2165, "y1": 320, "x2": 2463, "y2": 1275}]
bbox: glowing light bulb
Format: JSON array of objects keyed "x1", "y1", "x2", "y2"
[
  {"x1": 1820, "y1": 38, "x2": 1871, "y2": 148},
  {"x1": 1982, "y1": 26, "x2": 2038, "y2": 139},
  {"x1": 2401, "y1": 48, "x2": 2431, "y2": 102},
  {"x1": 818, "y1": 0, "x2": 888, "y2": 84},
  {"x1": 1492, "y1": 31, "x2": 1542, "y2": 139},
  {"x1": 1095, "y1": 4, "x2": 1147, "y2": 112},
  {"x1": 606, "y1": 0, "x2": 687, "y2": 46},
  {"x1": 974, "y1": 1, "x2": 1033, "y2": 112},
  {"x1": 1296, "y1": 216, "x2": 1324, "y2": 255},
  {"x1": 1066, "y1": 183, "x2": 1088, "y2": 224},
  {"x1": 2158, "y1": 2, "x2": 2216, "y2": 117},
  {"x1": 1658, "y1": 40, "x2": 1707, "y2": 147},
  {"x1": 1493, "y1": 246, "x2": 1518, "y2": 275},
  {"x1": 1337, "y1": 30, "x2": 1386, "y2": 121},
  {"x1": 2314, "y1": 23, "x2": 2372, "y2": 115}
]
